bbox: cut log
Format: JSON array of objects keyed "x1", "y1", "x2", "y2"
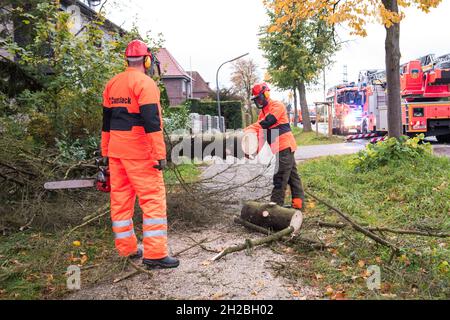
[
  {"x1": 240, "y1": 201, "x2": 302, "y2": 233},
  {"x1": 241, "y1": 132, "x2": 258, "y2": 157}
]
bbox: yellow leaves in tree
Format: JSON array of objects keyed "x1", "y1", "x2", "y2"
[
  {"x1": 264, "y1": 0, "x2": 443, "y2": 38},
  {"x1": 379, "y1": 4, "x2": 404, "y2": 28}
]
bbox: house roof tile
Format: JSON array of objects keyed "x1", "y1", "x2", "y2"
[
  {"x1": 156, "y1": 48, "x2": 190, "y2": 80},
  {"x1": 189, "y1": 71, "x2": 213, "y2": 94}
]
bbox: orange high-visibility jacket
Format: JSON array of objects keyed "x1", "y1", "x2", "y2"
[
  {"x1": 101, "y1": 67, "x2": 166, "y2": 160},
  {"x1": 245, "y1": 99, "x2": 297, "y2": 154}
]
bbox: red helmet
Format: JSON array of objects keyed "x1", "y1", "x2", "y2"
[
  {"x1": 125, "y1": 39, "x2": 151, "y2": 57},
  {"x1": 251, "y1": 82, "x2": 270, "y2": 100}
]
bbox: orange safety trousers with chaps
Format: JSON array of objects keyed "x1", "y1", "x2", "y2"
[
  {"x1": 109, "y1": 158, "x2": 167, "y2": 259},
  {"x1": 102, "y1": 67, "x2": 168, "y2": 260}
]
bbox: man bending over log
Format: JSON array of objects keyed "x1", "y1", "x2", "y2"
[{"x1": 244, "y1": 83, "x2": 305, "y2": 209}]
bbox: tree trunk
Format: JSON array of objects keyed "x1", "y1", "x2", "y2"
[
  {"x1": 240, "y1": 201, "x2": 299, "y2": 231},
  {"x1": 382, "y1": 0, "x2": 402, "y2": 138},
  {"x1": 293, "y1": 86, "x2": 298, "y2": 127},
  {"x1": 297, "y1": 81, "x2": 312, "y2": 132}
]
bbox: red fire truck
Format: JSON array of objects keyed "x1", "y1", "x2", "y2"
[
  {"x1": 326, "y1": 83, "x2": 365, "y2": 135},
  {"x1": 358, "y1": 54, "x2": 450, "y2": 142}
]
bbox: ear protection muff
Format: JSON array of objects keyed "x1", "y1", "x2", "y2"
[{"x1": 144, "y1": 56, "x2": 151, "y2": 70}]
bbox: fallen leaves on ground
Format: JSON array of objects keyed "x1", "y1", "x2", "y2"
[
  {"x1": 315, "y1": 273, "x2": 324, "y2": 280},
  {"x1": 72, "y1": 241, "x2": 81, "y2": 247},
  {"x1": 331, "y1": 291, "x2": 347, "y2": 300},
  {"x1": 201, "y1": 260, "x2": 211, "y2": 267}
]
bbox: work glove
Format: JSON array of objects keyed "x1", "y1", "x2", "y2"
[
  {"x1": 96, "y1": 156, "x2": 109, "y2": 167},
  {"x1": 153, "y1": 159, "x2": 167, "y2": 171}
]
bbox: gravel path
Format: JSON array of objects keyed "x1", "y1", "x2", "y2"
[
  {"x1": 67, "y1": 224, "x2": 319, "y2": 300},
  {"x1": 66, "y1": 140, "x2": 449, "y2": 300},
  {"x1": 67, "y1": 158, "x2": 319, "y2": 300}
]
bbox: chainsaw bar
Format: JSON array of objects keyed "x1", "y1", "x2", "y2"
[{"x1": 44, "y1": 179, "x2": 95, "y2": 190}]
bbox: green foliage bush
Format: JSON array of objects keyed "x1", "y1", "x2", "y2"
[
  {"x1": 55, "y1": 135, "x2": 99, "y2": 162},
  {"x1": 163, "y1": 103, "x2": 190, "y2": 133},
  {"x1": 187, "y1": 99, "x2": 243, "y2": 129},
  {"x1": 0, "y1": 1, "x2": 165, "y2": 159},
  {"x1": 350, "y1": 134, "x2": 433, "y2": 172}
]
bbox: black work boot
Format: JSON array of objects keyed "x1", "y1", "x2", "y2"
[
  {"x1": 129, "y1": 244, "x2": 143, "y2": 260},
  {"x1": 143, "y1": 256, "x2": 179, "y2": 269}
]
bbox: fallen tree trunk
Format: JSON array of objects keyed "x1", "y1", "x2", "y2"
[
  {"x1": 211, "y1": 203, "x2": 303, "y2": 261},
  {"x1": 212, "y1": 226, "x2": 295, "y2": 261},
  {"x1": 167, "y1": 133, "x2": 246, "y2": 161},
  {"x1": 234, "y1": 216, "x2": 332, "y2": 250},
  {"x1": 233, "y1": 216, "x2": 271, "y2": 234},
  {"x1": 240, "y1": 201, "x2": 301, "y2": 231}
]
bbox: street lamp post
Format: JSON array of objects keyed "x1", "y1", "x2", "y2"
[{"x1": 216, "y1": 53, "x2": 249, "y2": 132}]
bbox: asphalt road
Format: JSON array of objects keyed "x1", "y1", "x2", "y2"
[{"x1": 295, "y1": 122, "x2": 450, "y2": 159}]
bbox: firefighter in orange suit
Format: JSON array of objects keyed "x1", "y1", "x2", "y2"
[
  {"x1": 244, "y1": 83, "x2": 305, "y2": 209},
  {"x1": 101, "y1": 40, "x2": 179, "y2": 269}
]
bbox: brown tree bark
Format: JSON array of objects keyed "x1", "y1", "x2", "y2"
[
  {"x1": 382, "y1": 0, "x2": 403, "y2": 138},
  {"x1": 293, "y1": 86, "x2": 298, "y2": 127},
  {"x1": 240, "y1": 201, "x2": 298, "y2": 231},
  {"x1": 297, "y1": 80, "x2": 313, "y2": 132}
]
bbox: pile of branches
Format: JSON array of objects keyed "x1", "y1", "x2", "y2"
[
  {"x1": 0, "y1": 131, "x2": 255, "y2": 234},
  {"x1": 0, "y1": 135, "x2": 101, "y2": 232}
]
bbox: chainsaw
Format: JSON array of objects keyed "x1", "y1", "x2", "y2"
[{"x1": 44, "y1": 157, "x2": 111, "y2": 192}]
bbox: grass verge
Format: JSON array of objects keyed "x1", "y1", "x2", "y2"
[
  {"x1": 281, "y1": 154, "x2": 449, "y2": 299},
  {"x1": 292, "y1": 127, "x2": 344, "y2": 146}
]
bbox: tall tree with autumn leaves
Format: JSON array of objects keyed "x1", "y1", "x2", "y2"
[
  {"x1": 260, "y1": 3, "x2": 338, "y2": 131},
  {"x1": 263, "y1": 0, "x2": 443, "y2": 138}
]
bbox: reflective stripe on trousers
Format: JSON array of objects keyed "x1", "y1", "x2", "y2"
[
  {"x1": 109, "y1": 157, "x2": 168, "y2": 259},
  {"x1": 143, "y1": 218, "x2": 168, "y2": 238}
]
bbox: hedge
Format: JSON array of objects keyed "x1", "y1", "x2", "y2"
[{"x1": 187, "y1": 99, "x2": 243, "y2": 130}]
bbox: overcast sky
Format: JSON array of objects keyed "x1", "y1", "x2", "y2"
[{"x1": 105, "y1": 0, "x2": 450, "y2": 105}]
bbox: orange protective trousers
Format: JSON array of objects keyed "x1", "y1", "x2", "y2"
[{"x1": 109, "y1": 157, "x2": 167, "y2": 260}]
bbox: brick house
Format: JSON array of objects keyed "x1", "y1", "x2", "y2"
[
  {"x1": 156, "y1": 48, "x2": 193, "y2": 106},
  {"x1": 189, "y1": 71, "x2": 213, "y2": 100}
]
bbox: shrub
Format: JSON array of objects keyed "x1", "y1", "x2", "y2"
[
  {"x1": 55, "y1": 134, "x2": 100, "y2": 162},
  {"x1": 163, "y1": 103, "x2": 190, "y2": 133},
  {"x1": 187, "y1": 99, "x2": 243, "y2": 129},
  {"x1": 349, "y1": 134, "x2": 433, "y2": 172}
]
